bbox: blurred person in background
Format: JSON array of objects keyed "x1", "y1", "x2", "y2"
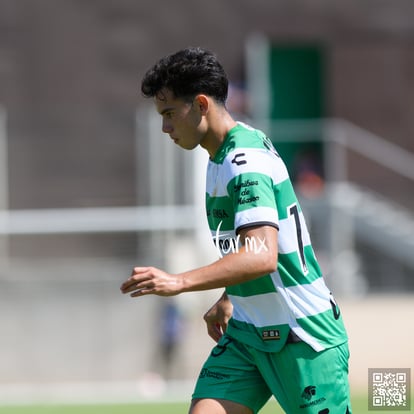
[
  {"x1": 121, "y1": 47, "x2": 351, "y2": 414},
  {"x1": 158, "y1": 299, "x2": 184, "y2": 379}
]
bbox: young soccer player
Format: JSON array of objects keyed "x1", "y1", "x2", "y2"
[{"x1": 121, "y1": 47, "x2": 352, "y2": 414}]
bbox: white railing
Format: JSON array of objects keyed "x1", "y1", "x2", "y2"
[
  {"x1": 0, "y1": 205, "x2": 197, "y2": 235},
  {"x1": 0, "y1": 117, "x2": 412, "y2": 237},
  {"x1": 261, "y1": 117, "x2": 414, "y2": 183},
  {"x1": 325, "y1": 118, "x2": 414, "y2": 183}
]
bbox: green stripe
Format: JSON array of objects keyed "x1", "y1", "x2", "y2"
[
  {"x1": 296, "y1": 307, "x2": 348, "y2": 347},
  {"x1": 226, "y1": 274, "x2": 276, "y2": 297},
  {"x1": 206, "y1": 194, "x2": 234, "y2": 230},
  {"x1": 228, "y1": 172, "x2": 276, "y2": 212},
  {"x1": 278, "y1": 246, "x2": 322, "y2": 286},
  {"x1": 274, "y1": 179, "x2": 301, "y2": 219}
]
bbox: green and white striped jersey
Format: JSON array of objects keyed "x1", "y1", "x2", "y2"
[{"x1": 206, "y1": 122, "x2": 347, "y2": 352}]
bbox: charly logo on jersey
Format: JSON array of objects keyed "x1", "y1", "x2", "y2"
[
  {"x1": 213, "y1": 221, "x2": 268, "y2": 259},
  {"x1": 231, "y1": 152, "x2": 247, "y2": 166}
]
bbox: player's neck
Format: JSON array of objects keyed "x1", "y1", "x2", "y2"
[{"x1": 201, "y1": 110, "x2": 237, "y2": 159}]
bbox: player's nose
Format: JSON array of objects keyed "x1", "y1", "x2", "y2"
[{"x1": 162, "y1": 120, "x2": 173, "y2": 134}]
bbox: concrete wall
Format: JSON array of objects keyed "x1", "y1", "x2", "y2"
[
  {"x1": 0, "y1": 0, "x2": 413, "y2": 211},
  {"x1": 0, "y1": 0, "x2": 413, "y2": 399}
]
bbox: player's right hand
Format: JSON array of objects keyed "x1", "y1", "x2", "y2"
[{"x1": 120, "y1": 266, "x2": 183, "y2": 297}]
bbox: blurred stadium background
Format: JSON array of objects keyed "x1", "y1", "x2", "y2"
[{"x1": 0, "y1": 0, "x2": 413, "y2": 407}]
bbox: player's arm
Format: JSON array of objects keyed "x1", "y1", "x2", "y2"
[
  {"x1": 120, "y1": 224, "x2": 278, "y2": 296},
  {"x1": 181, "y1": 224, "x2": 278, "y2": 291}
]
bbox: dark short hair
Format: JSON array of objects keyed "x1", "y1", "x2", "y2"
[{"x1": 141, "y1": 47, "x2": 229, "y2": 104}]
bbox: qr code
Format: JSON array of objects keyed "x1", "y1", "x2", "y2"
[{"x1": 369, "y1": 368, "x2": 411, "y2": 411}]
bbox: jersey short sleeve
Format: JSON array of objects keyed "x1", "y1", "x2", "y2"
[{"x1": 225, "y1": 148, "x2": 280, "y2": 234}]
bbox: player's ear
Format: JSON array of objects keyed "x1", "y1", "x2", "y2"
[{"x1": 194, "y1": 94, "x2": 209, "y2": 115}]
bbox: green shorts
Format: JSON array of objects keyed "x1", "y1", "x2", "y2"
[{"x1": 192, "y1": 334, "x2": 351, "y2": 414}]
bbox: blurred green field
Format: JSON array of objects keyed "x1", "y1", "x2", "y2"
[{"x1": 0, "y1": 395, "x2": 367, "y2": 413}]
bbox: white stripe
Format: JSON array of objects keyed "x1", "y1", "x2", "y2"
[
  {"x1": 234, "y1": 206, "x2": 278, "y2": 230},
  {"x1": 206, "y1": 147, "x2": 290, "y2": 197},
  {"x1": 229, "y1": 291, "x2": 291, "y2": 327},
  {"x1": 229, "y1": 274, "x2": 330, "y2": 352},
  {"x1": 230, "y1": 289, "x2": 325, "y2": 351},
  {"x1": 275, "y1": 276, "x2": 331, "y2": 351},
  {"x1": 229, "y1": 276, "x2": 331, "y2": 327},
  {"x1": 277, "y1": 276, "x2": 332, "y2": 319},
  {"x1": 277, "y1": 211, "x2": 311, "y2": 254},
  {"x1": 224, "y1": 148, "x2": 289, "y2": 186},
  {"x1": 206, "y1": 162, "x2": 227, "y2": 197}
]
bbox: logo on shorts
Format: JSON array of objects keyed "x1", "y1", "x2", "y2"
[
  {"x1": 300, "y1": 385, "x2": 327, "y2": 409},
  {"x1": 302, "y1": 385, "x2": 316, "y2": 401},
  {"x1": 199, "y1": 368, "x2": 230, "y2": 381}
]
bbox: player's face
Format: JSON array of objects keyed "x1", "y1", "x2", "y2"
[{"x1": 154, "y1": 89, "x2": 205, "y2": 150}]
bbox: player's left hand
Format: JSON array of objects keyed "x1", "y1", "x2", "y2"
[
  {"x1": 120, "y1": 266, "x2": 183, "y2": 297},
  {"x1": 204, "y1": 293, "x2": 233, "y2": 342}
]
